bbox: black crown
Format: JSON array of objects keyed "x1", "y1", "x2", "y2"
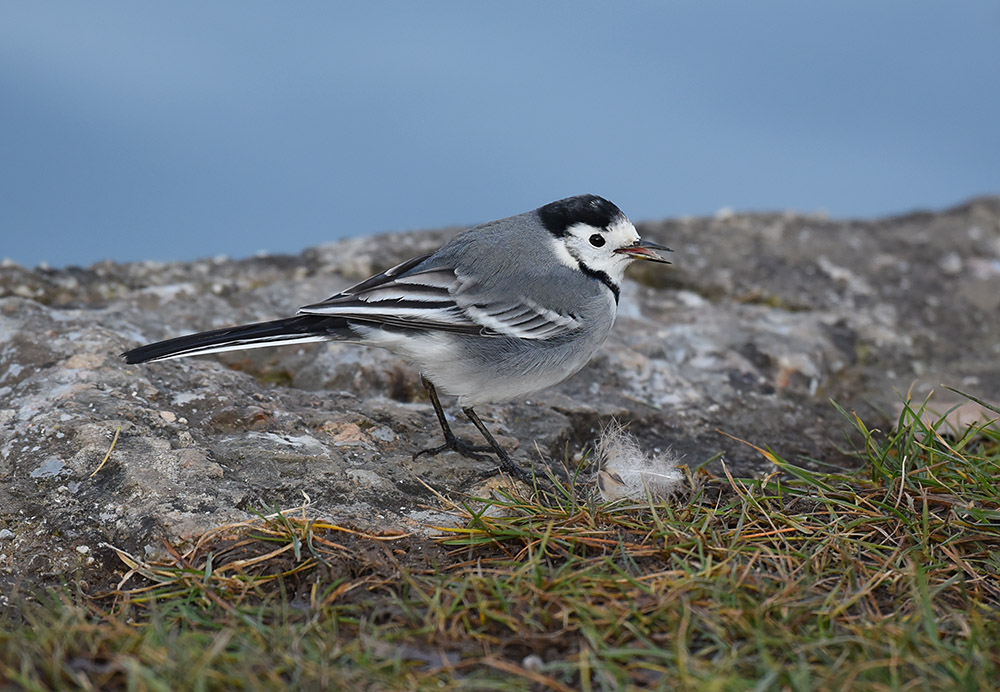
[{"x1": 537, "y1": 195, "x2": 625, "y2": 237}]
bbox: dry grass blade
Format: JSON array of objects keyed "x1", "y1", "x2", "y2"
[{"x1": 89, "y1": 426, "x2": 121, "y2": 478}]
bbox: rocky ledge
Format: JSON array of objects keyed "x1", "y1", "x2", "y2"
[{"x1": 2, "y1": 197, "x2": 999, "y2": 593}]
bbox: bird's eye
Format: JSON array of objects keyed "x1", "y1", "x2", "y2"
[{"x1": 589, "y1": 233, "x2": 606, "y2": 247}]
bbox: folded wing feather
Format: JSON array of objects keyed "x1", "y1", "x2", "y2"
[{"x1": 297, "y1": 258, "x2": 580, "y2": 340}]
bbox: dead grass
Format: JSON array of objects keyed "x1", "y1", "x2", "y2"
[{"x1": 2, "y1": 394, "x2": 999, "y2": 691}]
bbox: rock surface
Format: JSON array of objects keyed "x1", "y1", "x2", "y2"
[{"x1": 2, "y1": 197, "x2": 999, "y2": 593}]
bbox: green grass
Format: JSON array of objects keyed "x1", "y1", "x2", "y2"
[{"x1": 3, "y1": 395, "x2": 999, "y2": 691}]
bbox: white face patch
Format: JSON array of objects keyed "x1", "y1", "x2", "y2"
[
  {"x1": 608, "y1": 218, "x2": 640, "y2": 245},
  {"x1": 557, "y1": 218, "x2": 642, "y2": 285},
  {"x1": 549, "y1": 234, "x2": 581, "y2": 269}
]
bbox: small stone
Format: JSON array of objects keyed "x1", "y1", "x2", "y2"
[
  {"x1": 522, "y1": 655, "x2": 544, "y2": 672},
  {"x1": 30, "y1": 458, "x2": 65, "y2": 478},
  {"x1": 939, "y1": 252, "x2": 963, "y2": 275},
  {"x1": 369, "y1": 425, "x2": 395, "y2": 442}
]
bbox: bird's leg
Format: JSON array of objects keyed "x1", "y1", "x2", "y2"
[
  {"x1": 462, "y1": 407, "x2": 534, "y2": 484},
  {"x1": 414, "y1": 376, "x2": 494, "y2": 461}
]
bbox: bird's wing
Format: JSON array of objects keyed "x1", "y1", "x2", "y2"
[{"x1": 297, "y1": 256, "x2": 581, "y2": 339}]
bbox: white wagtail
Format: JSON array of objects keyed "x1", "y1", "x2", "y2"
[{"x1": 122, "y1": 195, "x2": 671, "y2": 481}]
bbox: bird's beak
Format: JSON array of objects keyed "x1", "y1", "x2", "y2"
[{"x1": 615, "y1": 238, "x2": 672, "y2": 264}]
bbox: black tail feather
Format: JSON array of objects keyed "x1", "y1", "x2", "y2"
[{"x1": 122, "y1": 315, "x2": 349, "y2": 364}]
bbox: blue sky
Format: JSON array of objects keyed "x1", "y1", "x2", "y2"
[{"x1": 2, "y1": 2, "x2": 998, "y2": 268}]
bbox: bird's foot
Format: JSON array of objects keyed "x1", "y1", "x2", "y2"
[
  {"x1": 413, "y1": 437, "x2": 496, "y2": 462},
  {"x1": 413, "y1": 437, "x2": 535, "y2": 485}
]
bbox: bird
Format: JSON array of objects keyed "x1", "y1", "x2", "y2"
[{"x1": 122, "y1": 194, "x2": 671, "y2": 482}]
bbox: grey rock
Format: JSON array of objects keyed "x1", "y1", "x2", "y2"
[{"x1": 1, "y1": 197, "x2": 998, "y2": 591}]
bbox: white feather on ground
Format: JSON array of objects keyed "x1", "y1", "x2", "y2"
[{"x1": 596, "y1": 422, "x2": 684, "y2": 502}]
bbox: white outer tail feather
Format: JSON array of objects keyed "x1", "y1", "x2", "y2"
[{"x1": 139, "y1": 334, "x2": 331, "y2": 362}]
